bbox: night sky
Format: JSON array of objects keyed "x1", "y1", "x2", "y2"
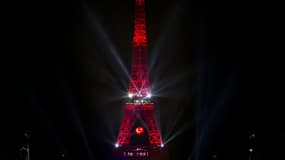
[{"x1": 15, "y1": 0, "x2": 281, "y2": 160}]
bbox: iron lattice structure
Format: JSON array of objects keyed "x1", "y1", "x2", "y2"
[{"x1": 116, "y1": 0, "x2": 163, "y2": 147}]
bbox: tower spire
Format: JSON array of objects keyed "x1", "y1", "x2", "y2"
[{"x1": 129, "y1": 0, "x2": 150, "y2": 98}]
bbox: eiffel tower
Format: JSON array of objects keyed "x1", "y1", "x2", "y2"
[{"x1": 115, "y1": 0, "x2": 163, "y2": 148}]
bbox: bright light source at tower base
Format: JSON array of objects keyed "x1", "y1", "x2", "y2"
[
  {"x1": 147, "y1": 93, "x2": 151, "y2": 98},
  {"x1": 128, "y1": 93, "x2": 133, "y2": 98},
  {"x1": 115, "y1": 143, "x2": 119, "y2": 148}
]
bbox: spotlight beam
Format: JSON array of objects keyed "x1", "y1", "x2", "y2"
[
  {"x1": 83, "y1": 3, "x2": 130, "y2": 82},
  {"x1": 149, "y1": 0, "x2": 186, "y2": 72},
  {"x1": 187, "y1": 69, "x2": 240, "y2": 160},
  {"x1": 152, "y1": 71, "x2": 190, "y2": 96}
]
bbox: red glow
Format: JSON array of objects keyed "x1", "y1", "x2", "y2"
[
  {"x1": 115, "y1": 0, "x2": 163, "y2": 147},
  {"x1": 135, "y1": 127, "x2": 144, "y2": 135},
  {"x1": 128, "y1": 0, "x2": 150, "y2": 97}
]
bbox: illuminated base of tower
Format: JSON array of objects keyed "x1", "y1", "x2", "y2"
[{"x1": 116, "y1": 103, "x2": 163, "y2": 146}]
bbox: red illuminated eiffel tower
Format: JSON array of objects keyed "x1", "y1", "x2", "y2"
[{"x1": 115, "y1": 0, "x2": 163, "y2": 148}]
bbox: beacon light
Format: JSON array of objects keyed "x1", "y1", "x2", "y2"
[
  {"x1": 146, "y1": 93, "x2": 151, "y2": 98},
  {"x1": 128, "y1": 93, "x2": 133, "y2": 98}
]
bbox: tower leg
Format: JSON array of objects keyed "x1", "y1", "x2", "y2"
[
  {"x1": 116, "y1": 109, "x2": 135, "y2": 145},
  {"x1": 143, "y1": 108, "x2": 163, "y2": 146}
]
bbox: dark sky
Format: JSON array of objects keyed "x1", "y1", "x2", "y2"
[{"x1": 15, "y1": 0, "x2": 281, "y2": 160}]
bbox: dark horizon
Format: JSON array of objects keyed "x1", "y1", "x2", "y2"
[{"x1": 15, "y1": 0, "x2": 275, "y2": 160}]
